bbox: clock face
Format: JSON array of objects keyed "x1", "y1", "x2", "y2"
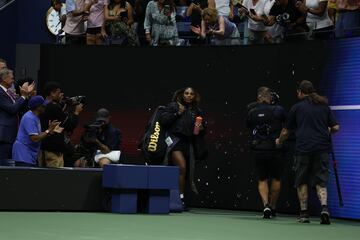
[{"x1": 46, "y1": 5, "x2": 66, "y2": 36}]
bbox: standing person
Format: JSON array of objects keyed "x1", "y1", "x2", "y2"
[
  {"x1": 40, "y1": 82, "x2": 83, "y2": 168},
  {"x1": 0, "y1": 68, "x2": 35, "y2": 162},
  {"x1": 144, "y1": 0, "x2": 180, "y2": 46},
  {"x1": 295, "y1": 0, "x2": 334, "y2": 39},
  {"x1": 334, "y1": 0, "x2": 360, "y2": 37},
  {"x1": 104, "y1": 0, "x2": 140, "y2": 45},
  {"x1": 186, "y1": 0, "x2": 208, "y2": 45},
  {"x1": 263, "y1": 0, "x2": 308, "y2": 41},
  {"x1": 63, "y1": 0, "x2": 88, "y2": 44},
  {"x1": 247, "y1": 87, "x2": 287, "y2": 218},
  {"x1": 209, "y1": 0, "x2": 235, "y2": 19},
  {"x1": 135, "y1": 0, "x2": 152, "y2": 44},
  {"x1": 159, "y1": 87, "x2": 207, "y2": 208},
  {"x1": 240, "y1": 0, "x2": 268, "y2": 44},
  {"x1": 276, "y1": 80, "x2": 340, "y2": 224},
  {"x1": 85, "y1": 0, "x2": 108, "y2": 45},
  {"x1": 12, "y1": 96, "x2": 60, "y2": 167},
  {"x1": 191, "y1": 7, "x2": 240, "y2": 45},
  {"x1": 0, "y1": 58, "x2": 7, "y2": 70}
]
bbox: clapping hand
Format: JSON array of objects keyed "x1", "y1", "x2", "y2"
[
  {"x1": 48, "y1": 120, "x2": 61, "y2": 133},
  {"x1": 20, "y1": 81, "x2": 36, "y2": 98},
  {"x1": 190, "y1": 25, "x2": 201, "y2": 35}
]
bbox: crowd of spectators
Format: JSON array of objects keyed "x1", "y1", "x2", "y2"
[
  {"x1": 0, "y1": 58, "x2": 122, "y2": 168},
  {"x1": 51, "y1": 0, "x2": 360, "y2": 45}
]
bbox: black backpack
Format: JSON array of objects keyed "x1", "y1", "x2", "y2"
[
  {"x1": 138, "y1": 106, "x2": 168, "y2": 164},
  {"x1": 248, "y1": 106, "x2": 281, "y2": 150}
]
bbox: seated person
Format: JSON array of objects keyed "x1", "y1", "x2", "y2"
[{"x1": 81, "y1": 108, "x2": 122, "y2": 168}]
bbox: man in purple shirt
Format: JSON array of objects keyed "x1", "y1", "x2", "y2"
[{"x1": 12, "y1": 96, "x2": 60, "y2": 167}]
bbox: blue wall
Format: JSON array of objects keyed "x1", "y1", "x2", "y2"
[
  {"x1": 320, "y1": 37, "x2": 360, "y2": 220},
  {"x1": 0, "y1": 0, "x2": 57, "y2": 68},
  {"x1": 16, "y1": 0, "x2": 55, "y2": 44}
]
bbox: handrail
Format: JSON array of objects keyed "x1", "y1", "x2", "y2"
[{"x1": 0, "y1": 0, "x2": 15, "y2": 12}]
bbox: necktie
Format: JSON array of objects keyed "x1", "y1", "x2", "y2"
[{"x1": 6, "y1": 89, "x2": 17, "y2": 103}]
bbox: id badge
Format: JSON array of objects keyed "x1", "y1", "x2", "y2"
[{"x1": 165, "y1": 136, "x2": 173, "y2": 147}]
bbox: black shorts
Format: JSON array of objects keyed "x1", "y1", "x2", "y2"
[
  {"x1": 87, "y1": 27, "x2": 102, "y2": 35},
  {"x1": 254, "y1": 151, "x2": 283, "y2": 181},
  {"x1": 293, "y1": 152, "x2": 329, "y2": 187},
  {"x1": 171, "y1": 138, "x2": 191, "y2": 158}
]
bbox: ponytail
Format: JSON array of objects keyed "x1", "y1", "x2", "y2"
[{"x1": 308, "y1": 92, "x2": 328, "y2": 105}]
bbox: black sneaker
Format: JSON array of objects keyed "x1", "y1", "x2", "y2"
[
  {"x1": 298, "y1": 210, "x2": 310, "y2": 223},
  {"x1": 263, "y1": 206, "x2": 271, "y2": 219},
  {"x1": 320, "y1": 206, "x2": 331, "y2": 225}
]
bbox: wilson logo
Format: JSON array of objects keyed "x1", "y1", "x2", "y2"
[{"x1": 147, "y1": 121, "x2": 161, "y2": 152}]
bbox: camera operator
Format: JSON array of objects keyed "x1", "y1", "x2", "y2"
[
  {"x1": 39, "y1": 82, "x2": 84, "y2": 168},
  {"x1": 247, "y1": 87, "x2": 287, "y2": 219},
  {"x1": 276, "y1": 80, "x2": 339, "y2": 224},
  {"x1": 81, "y1": 108, "x2": 121, "y2": 168}
]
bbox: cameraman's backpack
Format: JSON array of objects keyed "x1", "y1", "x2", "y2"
[
  {"x1": 139, "y1": 106, "x2": 167, "y2": 164},
  {"x1": 248, "y1": 106, "x2": 281, "y2": 150}
]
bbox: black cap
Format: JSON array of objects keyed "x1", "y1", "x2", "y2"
[{"x1": 96, "y1": 108, "x2": 110, "y2": 121}]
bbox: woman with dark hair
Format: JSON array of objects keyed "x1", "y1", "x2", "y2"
[
  {"x1": 104, "y1": 0, "x2": 140, "y2": 45},
  {"x1": 144, "y1": 0, "x2": 180, "y2": 46},
  {"x1": 159, "y1": 87, "x2": 207, "y2": 208}
]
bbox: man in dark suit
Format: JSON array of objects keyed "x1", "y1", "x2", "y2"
[{"x1": 0, "y1": 68, "x2": 35, "y2": 161}]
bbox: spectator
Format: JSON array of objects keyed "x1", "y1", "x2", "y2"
[
  {"x1": 39, "y1": 82, "x2": 83, "y2": 168},
  {"x1": 334, "y1": 0, "x2": 360, "y2": 37},
  {"x1": 187, "y1": 0, "x2": 208, "y2": 45},
  {"x1": 296, "y1": 0, "x2": 334, "y2": 39},
  {"x1": 135, "y1": 0, "x2": 152, "y2": 43},
  {"x1": 63, "y1": 0, "x2": 87, "y2": 44},
  {"x1": 15, "y1": 77, "x2": 37, "y2": 119},
  {"x1": 240, "y1": 0, "x2": 267, "y2": 44},
  {"x1": 0, "y1": 58, "x2": 7, "y2": 70},
  {"x1": 51, "y1": 0, "x2": 67, "y2": 32},
  {"x1": 263, "y1": 0, "x2": 284, "y2": 43},
  {"x1": 191, "y1": 7, "x2": 241, "y2": 45},
  {"x1": 209, "y1": 0, "x2": 234, "y2": 20},
  {"x1": 144, "y1": 0, "x2": 180, "y2": 46},
  {"x1": 12, "y1": 96, "x2": 60, "y2": 167},
  {"x1": 264, "y1": 0, "x2": 308, "y2": 41},
  {"x1": 0, "y1": 68, "x2": 35, "y2": 162},
  {"x1": 104, "y1": 0, "x2": 140, "y2": 45},
  {"x1": 85, "y1": 0, "x2": 109, "y2": 45}
]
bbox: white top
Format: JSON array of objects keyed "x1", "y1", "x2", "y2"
[
  {"x1": 306, "y1": 0, "x2": 333, "y2": 30},
  {"x1": 63, "y1": 0, "x2": 86, "y2": 35},
  {"x1": 242, "y1": 0, "x2": 267, "y2": 31},
  {"x1": 215, "y1": 0, "x2": 231, "y2": 16},
  {"x1": 264, "y1": 0, "x2": 282, "y2": 37}
]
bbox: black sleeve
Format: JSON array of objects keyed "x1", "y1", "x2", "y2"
[
  {"x1": 285, "y1": 105, "x2": 297, "y2": 130},
  {"x1": 159, "y1": 102, "x2": 180, "y2": 126},
  {"x1": 327, "y1": 107, "x2": 338, "y2": 127},
  {"x1": 104, "y1": 126, "x2": 121, "y2": 150},
  {"x1": 62, "y1": 113, "x2": 79, "y2": 132},
  {"x1": 269, "y1": 4, "x2": 278, "y2": 17}
]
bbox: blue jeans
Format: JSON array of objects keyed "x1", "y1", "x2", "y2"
[{"x1": 336, "y1": 11, "x2": 360, "y2": 37}]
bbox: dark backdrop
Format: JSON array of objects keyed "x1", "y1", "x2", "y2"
[{"x1": 39, "y1": 42, "x2": 330, "y2": 214}]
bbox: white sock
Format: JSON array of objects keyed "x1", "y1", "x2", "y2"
[{"x1": 180, "y1": 194, "x2": 184, "y2": 199}]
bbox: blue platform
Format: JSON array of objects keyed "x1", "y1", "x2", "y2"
[{"x1": 103, "y1": 164, "x2": 180, "y2": 214}]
